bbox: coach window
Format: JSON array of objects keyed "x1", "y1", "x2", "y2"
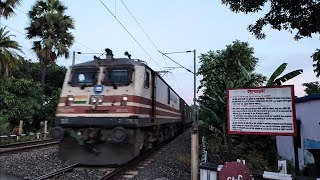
[{"x1": 144, "y1": 71, "x2": 150, "y2": 88}]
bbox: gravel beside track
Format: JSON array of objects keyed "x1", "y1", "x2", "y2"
[
  {"x1": 0, "y1": 147, "x2": 69, "y2": 179},
  {"x1": 0, "y1": 146, "x2": 111, "y2": 180},
  {"x1": 132, "y1": 128, "x2": 191, "y2": 180},
  {"x1": 0, "y1": 129, "x2": 191, "y2": 180}
]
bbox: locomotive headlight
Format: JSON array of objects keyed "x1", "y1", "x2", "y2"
[
  {"x1": 121, "y1": 96, "x2": 128, "y2": 106},
  {"x1": 91, "y1": 97, "x2": 97, "y2": 103},
  {"x1": 90, "y1": 95, "x2": 103, "y2": 104},
  {"x1": 98, "y1": 98, "x2": 103, "y2": 104},
  {"x1": 66, "y1": 95, "x2": 74, "y2": 106}
]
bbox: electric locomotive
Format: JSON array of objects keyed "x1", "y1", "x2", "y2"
[{"x1": 51, "y1": 49, "x2": 193, "y2": 166}]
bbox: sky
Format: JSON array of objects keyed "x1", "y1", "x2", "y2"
[{"x1": 3, "y1": 0, "x2": 319, "y2": 105}]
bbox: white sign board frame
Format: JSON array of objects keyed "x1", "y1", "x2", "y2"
[{"x1": 227, "y1": 85, "x2": 296, "y2": 136}]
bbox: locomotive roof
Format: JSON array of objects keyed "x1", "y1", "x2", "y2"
[{"x1": 72, "y1": 58, "x2": 147, "y2": 67}]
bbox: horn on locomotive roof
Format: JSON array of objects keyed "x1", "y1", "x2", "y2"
[
  {"x1": 124, "y1": 51, "x2": 131, "y2": 59},
  {"x1": 105, "y1": 48, "x2": 114, "y2": 60}
]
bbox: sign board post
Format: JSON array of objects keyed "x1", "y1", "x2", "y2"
[{"x1": 227, "y1": 85, "x2": 296, "y2": 136}]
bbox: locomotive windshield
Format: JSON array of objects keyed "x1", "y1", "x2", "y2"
[
  {"x1": 70, "y1": 68, "x2": 98, "y2": 85},
  {"x1": 103, "y1": 66, "x2": 133, "y2": 87}
]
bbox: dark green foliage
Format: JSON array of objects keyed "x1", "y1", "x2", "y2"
[
  {"x1": 0, "y1": 0, "x2": 21, "y2": 19},
  {"x1": 221, "y1": 0, "x2": 320, "y2": 40},
  {"x1": 3, "y1": 59, "x2": 67, "y2": 132},
  {"x1": 312, "y1": 49, "x2": 320, "y2": 77},
  {"x1": 302, "y1": 81, "x2": 320, "y2": 95},
  {"x1": 12, "y1": 59, "x2": 67, "y2": 97},
  {"x1": 0, "y1": 27, "x2": 23, "y2": 77},
  {"x1": 266, "y1": 63, "x2": 303, "y2": 86},
  {"x1": 0, "y1": 78, "x2": 43, "y2": 128}
]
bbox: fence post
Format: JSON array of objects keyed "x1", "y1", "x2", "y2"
[{"x1": 18, "y1": 120, "x2": 23, "y2": 136}]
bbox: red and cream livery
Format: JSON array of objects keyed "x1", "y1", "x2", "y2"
[{"x1": 52, "y1": 49, "x2": 193, "y2": 166}]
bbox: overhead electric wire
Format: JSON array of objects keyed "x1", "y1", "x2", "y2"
[
  {"x1": 99, "y1": 0, "x2": 162, "y2": 70},
  {"x1": 119, "y1": 0, "x2": 190, "y2": 99},
  {"x1": 160, "y1": 52, "x2": 193, "y2": 73},
  {"x1": 120, "y1": 0, "x2": 167, "y2": 66},
  {"x1": 74, "y1": 40, "x2": 98, "y2": 53},
  {"x1": 12, "y1": 9, "x2": 99, "y2": 54},
  {"x1": 2, "y1": 23, "x2": 26, "y2": 36},
  {"x1": 119, "y1": 1, "x2": 194, "y2": 76}
]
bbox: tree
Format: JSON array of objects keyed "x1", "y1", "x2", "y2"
[
  {"x1": 221, "y1": 0, "x2": 320, "y2": 40},
  {"x1": 312, "y1": 49, "x2": 320, "y2": 77},
  {"x1": 25, "y1": 0, "x2": 74, "y2": 89},
  {"x1": 0, "y1": 0, "x2": 21, "y2": 19},
  {"x1": 302, "y1": 81, "x2": 320, "y2": 95},
  {"x1": 198, "y1": 40, "x2": 266, "y2": 144},
  {"x1": 0, "y1": 77, "x2": 43, "y2": 131},
  {"x1": 0, "y1": 27, "x2": 22, "y2": 77},
  {"x1": 220, "y1": 0, "x2": 320, "y2": 76},
  {"x1": 198, "y1": 40, "x2": 279, "y2": 170},
  {"x1": 266, "y1": 63, "x2": 303, "y2": 86}
]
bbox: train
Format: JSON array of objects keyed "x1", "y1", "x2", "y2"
[{"x1": 51, "y1": 49, "x2": 193, "y2": 166}]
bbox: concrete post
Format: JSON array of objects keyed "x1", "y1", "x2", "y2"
[
  {"x1": 44, "y1": 120, "x2": 48, "y2": 139},
  {"x1": 18, "y1": 120, "x2": 23, "y2": 136},
  {"x1": 191, "y1": 130, "x2": 199, "y2": 180}
]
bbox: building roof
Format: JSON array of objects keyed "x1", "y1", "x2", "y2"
[{"x1": 296, "y1": 94, "x2": 320, "y2": 103}]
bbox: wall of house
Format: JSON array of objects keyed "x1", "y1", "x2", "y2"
[{"x1": 276, "y1": 98, "x2": 320, "y2": 170}]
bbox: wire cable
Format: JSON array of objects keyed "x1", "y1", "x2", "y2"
[
  {"x1": 160, "y1": 51, "x2": 193, "y2": 73},
  {"x1": 12, "y1": 9, "x2": 99, "y2": 55},
  {"x1": 99, "y1": 0, "x2": 162, "y2": 70},
  {"x1": 74, "y1": 40, "x2": 98, "y2": 53},
  {"x1": 2, "y1": 23, "x2": 26, "y2": 36},
  {"x1": 120, "y1": 0, "x2": 167, "y2": 66}
]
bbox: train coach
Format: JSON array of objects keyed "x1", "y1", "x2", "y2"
[{"x1": 51, "y1": 49, "x2": 193, "y2": 166}]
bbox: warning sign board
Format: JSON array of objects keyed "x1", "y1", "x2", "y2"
[
  {"x1": 227, "y1": 85, "x2": 296, "y2": 136},
  {"x1": 219, "y1": 161, "x2": 253, "y2": 180}
]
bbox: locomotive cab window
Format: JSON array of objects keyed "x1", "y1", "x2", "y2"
[
  {"x1": 103, "y1": 66, "x2": 133, "y2": 87},
  {"x1": 144, "y1": 71, "x2": 150, "y2": 88},
  {"x1": 69, "y1": 68, "x2": 98, "y2": 86}
]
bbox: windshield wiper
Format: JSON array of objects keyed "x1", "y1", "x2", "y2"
[{"x1": 111, "y1": 81, "x2": 118, "y2": 89}]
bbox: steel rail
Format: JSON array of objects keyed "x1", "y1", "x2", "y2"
[
  {"x1": 0, "y1": 139, "x2": 53, "y2": 148},
  {"x1": 31, "y1": 164, "x2": 78, "y2": 180},
  {"x1": 0, "y1": 141, "x2": 58, "y2": 155}
]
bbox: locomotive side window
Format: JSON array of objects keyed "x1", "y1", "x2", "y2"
[
  {"x1": 70, "y1": 68, "x2": 98, "y2": 86},
  {"x1": 144, "y1": 71, "x2": 150, "y2": 88}
]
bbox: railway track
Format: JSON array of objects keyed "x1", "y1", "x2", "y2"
[
  {"x1": 31, "y1": 164, "x2": 79, "y2": 180},
  {"x1": 99, "y1": 129, "x2": 186, "y2": 180},
  {"x1": 0, "y1": 139, "x2": 58, "y2": 155}
]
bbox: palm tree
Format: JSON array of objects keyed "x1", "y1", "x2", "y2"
[
  {"x1": 266, "y1": 63, "x2": 303, "y2": 86},
  {"x1": 0, "y1": 0, "x2": 21, "y2": 19},
  {"x1": 25, "y1": 0, "x2": 74, "y2": 89},
  {"x1": 0, "y1": 27, "x2": 22, "y2": 77}
]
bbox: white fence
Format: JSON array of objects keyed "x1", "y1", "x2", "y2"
[{"x1": 0, "y1": 132, "x2": 49, "y2": 141}]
